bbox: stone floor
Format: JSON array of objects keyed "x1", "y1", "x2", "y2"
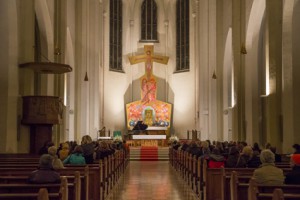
[{"x1": 107, "y1": 161, "x2": 198, "y2": 200}]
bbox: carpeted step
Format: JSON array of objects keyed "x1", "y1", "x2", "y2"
[{"x1": 129, "y1": 147, "x2": 169, "y2": 161}]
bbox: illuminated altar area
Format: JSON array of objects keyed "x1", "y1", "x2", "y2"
[{"x1": 125, "y1": 45, "x2": 172, "y2": 146}]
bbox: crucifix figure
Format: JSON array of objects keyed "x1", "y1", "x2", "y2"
[{"x1": 129, "y1": 45, "x2": 169, "y2": 103}]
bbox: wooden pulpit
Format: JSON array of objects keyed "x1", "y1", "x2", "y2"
[{"x1": 22, "y1": 96, "x2": 63, "y2": 154}]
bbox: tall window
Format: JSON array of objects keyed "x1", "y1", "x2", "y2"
[
  {"x1": 176, "y1": 0, "x2": 190, "y2": 72},
  {"x1": 109, "y1": 0, "x2": 123, "y2": 72},
  {"x1": 140, "y1": 0, "x2": 158, "y2": 42}
]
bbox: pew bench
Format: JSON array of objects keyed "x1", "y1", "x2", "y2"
[
  {"x1": 0, "y1": 177, "x2": 69, "y2": 200},
  {"x1": 248, "y1": 179, "x2": 300, "y2": 200}
]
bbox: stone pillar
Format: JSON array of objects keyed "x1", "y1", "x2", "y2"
[{"x1": 265, "y1": 0, "x2": 283, "y2": 151}]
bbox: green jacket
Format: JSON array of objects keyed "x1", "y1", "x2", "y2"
[{"x1": 63, "y1": 153, "x2": 86, "y2": 165}]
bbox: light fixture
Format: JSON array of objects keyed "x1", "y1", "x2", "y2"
[
  {"x1": 54, "y1": 0, "x2": 61, "y2": 56},
  {"x1": 241, "y1": 43, "x2": 247, "y2": 54},
  {"x1": 212, "y1": 70, "x2": 217, "y2": 79},
  {"x1": 84, "y1": 71, "x2": 89, "y2": 81},
  {"x1": 84, "y1": 0, "x2": 89, "y2": 81}
]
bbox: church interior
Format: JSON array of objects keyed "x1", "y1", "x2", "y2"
[
  {"x1": 1, "y1": 0, "x2": 300, "y2": 199},
  {"x1": 1, "y1": 0, "x2": 299, "y2": 154}
]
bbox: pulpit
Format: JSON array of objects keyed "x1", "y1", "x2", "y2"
[
  {"x1": 22, "y1": 96, "x2": 63, "y2": 154},
  {"x1": 19, "y1": 62, "x2": 72, "y2": 154}
]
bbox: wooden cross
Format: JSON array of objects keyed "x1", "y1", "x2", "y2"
[{"x1": 129, "y1": 45, "x2": 169, "y2": 79}]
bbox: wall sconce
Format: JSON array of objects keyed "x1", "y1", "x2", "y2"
[
  {"x1": 84, "y1": 71, "x2": 89, "y2": 81},
  {"x1": 212, "y1": 70, "x2": 217, "y2": 79},
  {"x1": 241, "y1": 43, "x2": 247, "y2": 54}
]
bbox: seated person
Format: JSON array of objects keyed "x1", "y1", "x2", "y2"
[
  {"x1": 48, "y1": 146, "x2": 64, "y2": 169},
  {"x1": 285, "y1": 154, "x2": 300, "y2": 184},
  {"x1": 58, "y1": 142, "x2": 70, "y2": 161},
  {"x1": 270, "y1": 146, "x2": 282, "y2": 163},
  {"x1": 63, "y1": 145, "x2": 86, "y2": 165},
  {"x1": 225, "y1": 146, "x2": 246, "y2": 168},
  {"x1": 208, "y1": 148, "x2": 225, "y2": 168},
  {"x1": 28, "y1": 154, "x2": 61, "y2": 184},
  {"x1": 241, "y1": 146, "x2": 261, "y2": 168},
  {"x1": 252, "y1": 149, "x2": 285, "y2": 185}
]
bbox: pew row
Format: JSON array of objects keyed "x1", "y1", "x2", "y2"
[{"x1": 0, "y1": 176, "x2": 70, "y2": 200}]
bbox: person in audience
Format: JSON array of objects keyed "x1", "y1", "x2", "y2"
[
  {"x1": 208, "y1": 148, "x2": 225, "y2": 168},
  {"x1": 187, "y1": 141, "x2": 201, "y2": 157},
  {"x1": 264, "y1": 142, "x2": 271, "y2": 149},
  {"x1": 252, "y1": 142, "x2": 262, "y2": 154},
  {"x1": 63, "y1": 145, "x2": 86, "y2": 165},
  {"x1": 292, "y1": 144, "x2": 300, "y2": 154},
  {"x1": 95, "y1": 140, "x2": 113, "y2": 160},
  {"x1": 48, "y1": 146, "x2": 64, "y2": 169},
  {"x1": 252, "y1": 149, "x2": 285, "y2": 185},
  {"x1": 171, "y1": 140, "x2": 181, "y2": 150},
  {"x1": 270, "y1": 146, "x2": 282, "y2": 163},
  {"x1": 28, "y1": 154, "x2": 61, "y2": 184},
  {"x1": 241, "y1": 146, "x2": 261, "y2": 168},
  {"x1": 38, "y1": 141, "x2": 54, "y2": 155},
  {"x1": 81, "y1": 135, "x2": 96, "y2": 164},
  {"x1": 200, "y1": 141, "x2": 211, "y2": 159},
  {"x1": 58, "y1": 142, "x2": 70, "y2": 161},
  {"x1": 285, "y1": 154, "x2": 300, "y2": 184},
  {"x1": 180, "y1": 141, "x2": 189, "y2": 151},
  {"x1": 225, "y1": 146, "x2": 246, "y2": 168}
]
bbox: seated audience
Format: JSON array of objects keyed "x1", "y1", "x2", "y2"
[
  {"x1": 38, "y1": 141, "x2": 54, "y2": 155},
  {"x1": 28, "y1": 154, "x2": 61, "y2": 184},
  {"x1": 208, "y1": 148, "x2": 225, "y2": 168},
  {"x1": 252, "y1": 149, "x2": 285, "y2": 185},
  {"x1": 200, "y1": 141, "x2": 211, "y2": 159},
  {"x1": 95, "y1": 141, "x2": 113, "y2": 160},
  {"x1": 81, "y1": 135, "x2": 96, "y2": 164},
  {"x1": 58, "y1": 142, "x2": 70, "y2": 161},
  {"x1": 48, "y1": 146, "x2": 64, "y2": 169},
  {"x1": 63, "y1": 145, "x2": 86, "y2": 165},
  {"x1": 285, "y1": 154, "x2": 300, "y2": 184},
  {"x1": 293, "y1": 144, "x2": 300, "y2": 154},
  {"x1": 187, "y1": 141, "x2": 202, "y2": 157},
  {"x1": 225, "y1": 146, "x2": 246, "y2": 168},
  {"x1": 172, "y1": 140, "x2": 181, "y2": 150},
  {"x1": 270, "y1": 146, "x2": 282, "y2": 163},
  {"x1": 252, "y1": 142, "x2": 262, "y2": 154},
  {"x1": 241, "y1": 146, "x2": 261, "y2": 168}
]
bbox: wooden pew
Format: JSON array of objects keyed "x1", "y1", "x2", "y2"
[
  {"x1": 0, "y1": 176, "x2": 69, "y2": 200},
  {"x1": 203, "y1": 159, "x2": 293, "y2": 200},
  {"x1": 0, "y1": 188, "x2": 55, "y2": 200},
  {"x1": 248, "y1": 179, "x2": 300, "y2": 200},
  {"x1": 271, "y1": 188, "x2": 300, "y2": 200},
  {"x1": 0, "y1": 172, "x2": 82, "y2": 200},
  {"x1": 0, "y1": 149, "x2": 128, "y2": 200}
]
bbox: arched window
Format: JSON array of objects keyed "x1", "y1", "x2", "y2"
[
  {"x1": 176, "y1": 0, "x2": 190, "y2": 72},
  {"x1": 140, "y1": 0, "x2": 158, "y2": 42},
  {"x1": 109, "y1": 0, "x2": 123, "y2": 72}
]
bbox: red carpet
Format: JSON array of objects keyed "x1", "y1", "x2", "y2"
[{"x1": 140, "y1": 146, "x2": 158, "y2": 161}]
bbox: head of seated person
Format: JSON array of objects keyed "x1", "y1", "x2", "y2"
[{"x1": 260, "y1": 149, "x2": 275, "y2": 165}]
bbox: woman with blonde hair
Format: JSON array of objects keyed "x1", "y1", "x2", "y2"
[
  {"x1": 241, "y1": 146, "x2": 261, "y2": 168},
  {"x1": 81, "y1": 135, "x2": 96, "y2": 164},
  {"x1": 48, "y1": 146, "x2": 64, "y2": 169}
]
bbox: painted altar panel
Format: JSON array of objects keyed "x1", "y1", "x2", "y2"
[{"x1": 126, "y1": 100, "x2": 172, "y2": 129}]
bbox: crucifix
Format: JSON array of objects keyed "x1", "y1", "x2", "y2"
[{"x1": 128, "y1": 45, "x2": 169, "y2": 103}]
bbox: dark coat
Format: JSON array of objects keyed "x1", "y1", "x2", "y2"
[
  {"x1": 28, "y1": 168, "x2": 61, "y2": 184},
  {"x1": 225, "y1": 155, "x2": 246, "y2": 168},
  {"x1": 285, "y1": 166, "x2": 300, "y2": 184}
]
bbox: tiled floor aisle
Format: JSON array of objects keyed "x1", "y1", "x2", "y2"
[{"x1": 107, "y1": 161, "x2": 199, "y2": 200}]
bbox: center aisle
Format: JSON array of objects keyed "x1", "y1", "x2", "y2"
[{"x1": 107, "y1": 161, "x2": 198, "y2": 200}]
